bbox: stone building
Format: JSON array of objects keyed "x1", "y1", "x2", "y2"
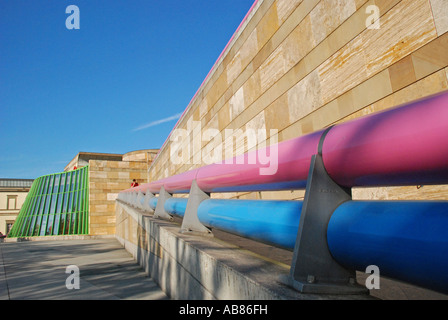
[{"x1": 0, "y1": 179, "x2": 34, "y2": 235}]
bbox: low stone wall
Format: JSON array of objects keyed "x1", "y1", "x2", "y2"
[
  {"x1": 115, "y1": 200, "x2": 371, "y2": 300},
  {"x1": 3, "y1": 234, "x2": 115, "y2": 243}
]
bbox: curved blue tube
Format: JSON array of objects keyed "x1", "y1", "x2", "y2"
[
  {"x1": 197, "y1": 199, "x2": 302, "y2": 249},
  {"x1": 327, "y1": 201, "x2": 448, "y2": 294},
  {"x1": 149, "y1": 197, "x2": 158, "y2": 210},
  {"x1": 164, "y1": 198, "x2": 188, "y2": 217}
]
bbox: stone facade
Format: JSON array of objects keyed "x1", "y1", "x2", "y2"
[
  {"x1": 0, "y1": 188, "x2": 30, "y2": 235},
  {"x1": 65, "y1": 152, "x2": 123, "y2": 172},
  {"x1": 122, "y1": 149, "x2": 159, "y2": 163},
  {"x1": 87, "y1": 150, "x2": 158, "y2": 236},
  {"x1": 147, "y1": 0, "x2": 448, "y2": 201},
  {"x1": 89, "y1": 159, "x2": 149, "y2": 236}
]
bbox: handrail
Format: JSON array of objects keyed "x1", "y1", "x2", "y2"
[{"x1": 124, "y1": 91, "x2": 448, "y2": 195}]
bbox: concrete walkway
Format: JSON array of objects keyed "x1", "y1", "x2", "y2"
[{"x1": 0, "y1": 238, "x2": 168, "y2": 300}]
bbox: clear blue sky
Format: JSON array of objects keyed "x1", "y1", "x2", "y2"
[{"x1": 0, "y1": 0, "x2": 255, "y2": 179}]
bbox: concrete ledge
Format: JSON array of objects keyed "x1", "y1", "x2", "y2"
[
  {"x1": 4, "y1": 234, "x2": 115, "y2": 243},
  {"x1": 115, "y1": 201, "x2": 372, "y2": 300}
]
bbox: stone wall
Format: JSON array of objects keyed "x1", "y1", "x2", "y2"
[
  {"x1": 122, "y1": 149, "x2": 159, "y2": 163},
  {"x1": 89, "y1": 160, "x2": 148, "y2": 235},
  {"x1": 0, "y1": 191, "x2": 28, "y2": 234},
  {"x1": 123, "y1": 149, "x2": 159, "y2": 183},
  {"x1": 64, "y1": 152, "x2": 123, "y2": 172},
  {"x1": 148, "y1": 0, "x2": 448, "y2": 201}
]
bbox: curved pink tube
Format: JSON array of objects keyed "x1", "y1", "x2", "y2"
[
  {"x1": 125, "y1": 130, "x2": 323, "y2": 194},
  {"x1": 129, "y1": 169, "x2": 199, "y2": 194},
  {"x1": 196, "y1": 130, "x2": 323, "y2": 192},
  {"x1": 161, "y1": 169, "x2": 199, "y2": 193},
  {"x1": 123, "y1": 91, "x2": 448, "y2": 194},
  {"x1": 323, "y1": 91, "x2": 448, "y2": 187}
]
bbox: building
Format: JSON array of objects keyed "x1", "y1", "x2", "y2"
[
  {"x1": 64, "y1": 152, "x2": 123, "y2": 172},
  {"x1": 87, "y1": 149, "x2": 158, "y2": 235},
  {"x1": 0, "y1": 179, "x2": 34, "y2": 235}
]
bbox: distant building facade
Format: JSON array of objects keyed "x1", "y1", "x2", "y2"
[{"x1": 0, "y1": 179, "x2": 34, "y2": 235}]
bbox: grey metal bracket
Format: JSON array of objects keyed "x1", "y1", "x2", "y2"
[
  {"x1": 180, "y1": 180, "x2": 212, "y2": 235},
  {"x1": 280, "y1": 153, "x2": 368, "y2": 294},
  {"x1": 136, "y1": 190, "x2": 145, "y2": 210},
  {"x1": 142, "y1": 190, "x2": 155, "y2": 213},
  {"x1": 154, "y1": 186, "x2": 174, "y2": 221}
]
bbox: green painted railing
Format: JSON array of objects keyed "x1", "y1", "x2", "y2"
[{"x1": 8, "y1": 166, "x2": 89, "y2": 237}]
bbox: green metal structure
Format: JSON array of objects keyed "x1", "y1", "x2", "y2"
[{"x1": 8, "y1": 166, "x2": 89, "y2": 237}]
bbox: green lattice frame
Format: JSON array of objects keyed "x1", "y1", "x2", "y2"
[{"x1": 8, "y1": 166, "x2": 89, "y2": 237}]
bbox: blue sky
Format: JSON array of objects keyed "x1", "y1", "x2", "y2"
[{"x1": 0, "y1": 0, "x2": 255, "y2": 179}]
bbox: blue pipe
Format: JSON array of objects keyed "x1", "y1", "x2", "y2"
[
  {"x1": 149, "y1": 197, "x2": 158, "y2": 210},
  {"x1": 146, "y1": 195, "x2": 448, "y2": 293},
  {"x1": 327, "y1": 201, "x2": 448, "y2": 294},
  {"x1": 164, "y1": 198, "x2": 188, "y2": 217},
  {"x1": 197, "y1": 199, "x2": 303, "y2": 249}
]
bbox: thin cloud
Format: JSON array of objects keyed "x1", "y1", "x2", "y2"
[{"x1": 132, "y1": 112, "x2": 183, "y2": 132}]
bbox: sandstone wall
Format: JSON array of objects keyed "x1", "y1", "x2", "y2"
[
  {"x1": 89, "y1": 160, "x2": 148, "y2": 235},
  {"x1": 148, "y1": 0, "x2": 448, "y2": 201}
]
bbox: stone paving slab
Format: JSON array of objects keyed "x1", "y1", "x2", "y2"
[{"x1": 0, "y1": 238, "x2": 168, "y2": 300}]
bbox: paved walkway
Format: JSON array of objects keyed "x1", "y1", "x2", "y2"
[
  {"x1": 0, "y1": 238, "x2": 168, "y2": 300},
  {"x1": 1, "y1": 236, "x2": 446, "y2": 300}
]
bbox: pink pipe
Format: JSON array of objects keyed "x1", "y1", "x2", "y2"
[
  {"x1": 129, "y1": 169, "x2": 198, "y2": 194},
  {"x1": 128, "y1": 130, "x2": 323, "y2": 194},
  {"x1": 157, "y1": 169, "x2": 199, "y2": 193},
  {"x1": 124, "y1": 91, "x2": 448, "y2": 194},
  {"x1": 322, "y1": 91, "x2": 448, "y2": 187},
  {"x1": 196, "y1": 131, "x2": 323, "y2": 192}
]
